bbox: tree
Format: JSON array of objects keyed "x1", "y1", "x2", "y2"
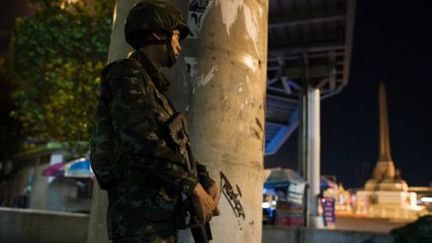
[{"x1": 11, "y1": 0, "x2": 115, "y2": 144}]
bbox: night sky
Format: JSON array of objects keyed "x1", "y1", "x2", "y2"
[{"x1": 321, "y1": 0, "x2": 432, "y2": 188}]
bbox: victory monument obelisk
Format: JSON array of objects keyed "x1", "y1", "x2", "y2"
[
  {"x1": 364, "y1": 82, "x2": 408, "y2": 191},
  {"x1": 356, "y1": 82, "x2": 424, "y2": 220}
]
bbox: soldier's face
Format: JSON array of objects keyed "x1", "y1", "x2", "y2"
[
  {"x1": 158, "y1": 30, "x2": 181, "y2": 67},
  {"x1": 171, "y1": 30, "x2": 182, "y2": 58},
  {"x1": 142, "y1": 30, "x2": 182, "y2": 67}
]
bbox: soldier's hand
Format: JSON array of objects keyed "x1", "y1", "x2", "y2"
[
  {"x1": 192, "y1": 183, "x2": 216, "y2": 224},
  {"x1": 206, "y1": 183, "x2": 221, "y2": 216}
]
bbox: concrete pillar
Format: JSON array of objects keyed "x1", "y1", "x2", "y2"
[
  {"x1": 87, "y1": 1, "x2": 137, "y2": 242},
  {"x1": 104, "y1": 0, "x2": 136, "y2": 63},
  {"x1": 306, "y1": 87, "x2": 323, "y2": 228},
  {"x1": 178, "y1": 1, "x2": 268, "y2": 242},
  {"x1": 300, "y1": 86, "x2": 323, "y2": 228}
]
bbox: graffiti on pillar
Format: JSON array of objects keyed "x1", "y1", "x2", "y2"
[
  {"x1": 220, "y1": 171, "x2": 246, "y2": 230},
  {"x1": 188, "y1": 0, "x2": 213, "y2": 38}
]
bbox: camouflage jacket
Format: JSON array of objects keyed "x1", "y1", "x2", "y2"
[{"x1": 90, "y1": 51, "x2": 214, "y2": 239}]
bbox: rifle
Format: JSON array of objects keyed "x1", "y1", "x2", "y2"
[
  {"x1": 167, "y1": 113, "x2": 213, "y2": 243},
  {"x1": 191, "y1": 223, "x2": 212, "y2": 243}
]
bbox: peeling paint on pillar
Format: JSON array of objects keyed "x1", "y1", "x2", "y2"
[{"x1": 180, "y1": 0, "x2": 269, "y2": 242}]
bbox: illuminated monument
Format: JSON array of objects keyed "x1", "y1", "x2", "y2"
[
  {"x1": 364, "y1": 82, "x2": 408, "y2": 191},
  {"x1": 356, "y1": 82, "x2": 423, "y2": 220}
]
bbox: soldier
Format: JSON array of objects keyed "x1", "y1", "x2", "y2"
[{"x1": 90, "y1": 1, "x2": 220, "y2": 242}]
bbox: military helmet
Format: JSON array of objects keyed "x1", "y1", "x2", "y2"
[{"x1": 125, "y1": 0, "x2": 191, "y2": 50}]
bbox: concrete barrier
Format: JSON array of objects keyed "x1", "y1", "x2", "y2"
[
  {"x1": 0, "y1": 207, "x2": 89, "y2": 243},
  {"x1": 263, "y1": 226, "x2": 395, "y2": 243},
  {"x1": 0, "y1": 208, "x2": 397, "y2": 243}
]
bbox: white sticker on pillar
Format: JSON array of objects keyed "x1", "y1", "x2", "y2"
[
  {"x1": 214, "y1": 0, "x2": 262, "y2": 54},
  {"x1": 188, "y1": 0, "x2": 213, "y2": 38},
  {"x1": 198, "y1": 66, "x2": 217, "y2": 88},
  {"x1": 184, "y1": 56, "x2": 218, "y2": 93},
  {"x1": 243, "y1": 5, "x2": 260, "y2": 55}
]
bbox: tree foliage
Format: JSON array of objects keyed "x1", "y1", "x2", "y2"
[{"x1": 11, "y1": 0, "x2": 115, "y2": 143}]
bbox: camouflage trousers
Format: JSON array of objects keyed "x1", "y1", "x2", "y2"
[{"x1": 112, "y1": 232, "x2": 177, "y2": 243}]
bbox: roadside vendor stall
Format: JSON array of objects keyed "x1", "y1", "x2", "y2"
[{"x1": 263, "y1": 168, "x2": 307, "y2": 226}]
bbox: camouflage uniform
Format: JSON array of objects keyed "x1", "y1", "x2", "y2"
[{"x1": 90, "y1": 50, "x2": 214, "y2": 242}]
